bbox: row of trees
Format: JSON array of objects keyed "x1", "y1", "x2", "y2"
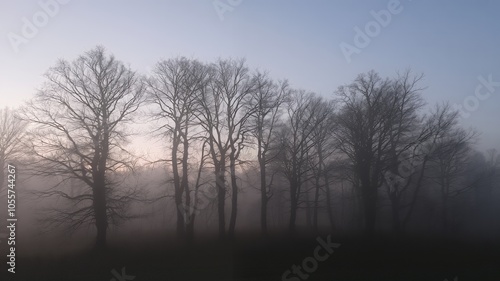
[{"x1": 1, "y1": 47, "x2": 498, "y2": 250}]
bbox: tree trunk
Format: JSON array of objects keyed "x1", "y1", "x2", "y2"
[
  {"x1": 313, "y1": 173, "x2": 320, "y2": 233},
  {"x1": 401, "y1": 156, "x2": 428, "y2": 230},
  {"x1": 324, "y1": 173, "x2": 335, "y2": 232},
  {"x1": 442, "y1": 186, "x2": 449, "y2": 234},
  {"x1": 93, "y1": 176, "x2": 108, "y2": 251},
  {"x1": 390, "y1": 192, "x2": 402, "y2": 235},
  {"x1": 313, "y1": 145, "x2": 324, "y2": 233},
  {"x1": 288, "y1": 183, "x2": 298, "y2": 235},
  {"x1": 358, "y1": 157, "x2": 377, "y2": 237},
  {"x1": 181, "y1": 126, "x2": 193, "y2": 242},
  {"x1": 305, "y1": 181, "x2": 312, "y2": 228},
  {"x1": 259, "y1": 153, "x2": 268, "y2": 236},
  {"x1": 172, "y1": 135, "x2": 185, "y2": 239},
  {"x1": 361, "y1": 176, "x2": 377, "y2": 237},
  {"x1": 94, "y1": 114, "x2": 110, "y2": 251},
  {"x1": 186, "y1": 141, "x2": 208, "y2": 242},
  {"x1": 216, "y1": 159, "x2": 226, "y2": 240},
  {"x1": 228, "y1": 152, "x2": 238, "y2": 239}
]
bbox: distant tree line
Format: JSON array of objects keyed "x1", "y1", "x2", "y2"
[{"x1": 1, "y1": 46, "x2": 499, "y2": 250}]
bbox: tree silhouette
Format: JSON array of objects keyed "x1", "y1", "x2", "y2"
[
  {"x1": 147, "y1": 57, "x2": 211, "y2": 240},
  {"x1": 0, "y1": 107, "x2": 26, "y2": 195},
  {"x1": 195, "y1": 58, "x2": 255, "y2": 239},
  {"x1": 248, "y1": 71, "x2": 290, "y2": 236},
  {"x1": 21, "y1": 46, "x2": 146, "y2": 250},
  {"x1": 277, "y1": 91, "x2": 331, "y2": 234},
  {"x1": 334, "y1": 70, "x2": 427, "y2": 236}
]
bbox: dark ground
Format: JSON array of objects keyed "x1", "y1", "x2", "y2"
[{"x1": 1, "y1": 233, "x2": 499, "y2": 281}]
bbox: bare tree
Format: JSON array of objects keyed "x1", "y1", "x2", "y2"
[
  {"x1": 383, "y1": 102, "x2": 464, "y2": 234},
  {"x1": 0, "y1": 107, "x2": 27, "y2": 194},
  {"x1": 278, "y1": 91, "x2": 330, "y2": 234},
  {"x1": 427, "y1": 119, "x2": 477, "y2": 233},
  {"x1": 377, "y1": 70, "x2": 428, "y2": 235},
  {"x1": 308, "y1": 99, "x2": 337, "y2": 232},
  {"x1": 334, "y1": 70, "x2": 424, "y2": 236},
  {"x1": 465, "y1": 149, "x2": 500, "y2": 234},
  {"x1": 335, "y1": 69, "x2": 476, "y2": 237},
  {"x1": 147, "y1": 57, "x2": 210, "y2": 240},
  {"x1": 195, "y1": 58, "x2": 254, "y2": 239},
  {"x1": 248, "y1": 71, "x2": 290, "y2": 236},
  {"x1": 21, "y1": 46, "x2": 145, "y2": 250}
]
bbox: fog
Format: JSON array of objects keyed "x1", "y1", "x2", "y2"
[{"x1": 1, "y1": 1, "x2": 500, "y2": 280}]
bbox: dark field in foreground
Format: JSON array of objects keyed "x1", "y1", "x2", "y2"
[{"x1": 1, "y1": 234, "x2": 499, "y2": 281}]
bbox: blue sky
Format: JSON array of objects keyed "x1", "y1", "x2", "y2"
[{"x1": 0, "y1": 0, "x2": 499, "y2": 150}]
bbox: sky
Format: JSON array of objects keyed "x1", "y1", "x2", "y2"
[{"x1": 0, "y1": 0, "x2": 499, "y2": 152}]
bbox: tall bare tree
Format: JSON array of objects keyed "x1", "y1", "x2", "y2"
[
  {"x1": 147, "y1": 57, "x2": 210, "y2": 240},
  {"x1": 278, "y1": 91, "x2": 330, "y2": 234},
  {"x1": 308, "y1": 99, "x2": 337, "y2": 232},
  {"x1": 427, "y1": 119, "x2": 477, "y2": 233},
  {"x1": 334, "y1": 70, "x2": 427, "y2": 236},
  {"x1": 249, "y1": 71, "x2": 289, "y2": 236},
  {"x1": 195, "y1": 58, "x2": 254, "y2": 239},
  {"x1": 21, "y1": 46, "x2": 145, "y2": 250},
  {"x1": 0, "y1": 107, "x2": 26, "y2": 194},
  {"x1": 384, "y1": 102, "x2": 463, "y2": 234},
  {"x1": 377, "y1": 71, "x2": 428, "y2": 235}
]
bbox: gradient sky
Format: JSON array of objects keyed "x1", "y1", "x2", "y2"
[{"x1": 1, "y1": 0, "x2": 499, "y2": 151}]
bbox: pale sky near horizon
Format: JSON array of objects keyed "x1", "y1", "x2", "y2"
[{"x1": 0, "y1": 0, "x2": 499, "y2": 153}]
